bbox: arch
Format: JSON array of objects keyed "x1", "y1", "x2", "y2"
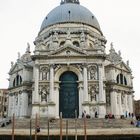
[
  {"x1": 55, "y1": 65, "x2": 82, "y2": 81},
  {"x1": 59, "y1": 71, "x2": 79, "y2": 118}
]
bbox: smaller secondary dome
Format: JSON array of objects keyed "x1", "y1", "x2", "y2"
[{"x1": 40, "y1": 3, "x2": 101, "y2": 32}]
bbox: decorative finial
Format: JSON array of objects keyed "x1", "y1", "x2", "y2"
[
  {"x1": 26, "y1": 42, "x2": 31, "y2": 53},
  {"x1": 118, "y1": 50, "x2": 121, "y2": 56},
  {"x1": 127, "y1": 60, "x2": 129, "y2": 66},
  {"x1": 110, "y1": 42, "x2": 114, "y2": 49},
  {"x1": 11, "y1": 61, "x2": 14, "y2": 67},
  {"x1": 18, "y1": 52, "x2": 21, "y2": 59}
]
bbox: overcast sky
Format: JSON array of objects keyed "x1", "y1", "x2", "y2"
[{"x1": 0, "y1": 0, "x2": 140, "y2": 100}]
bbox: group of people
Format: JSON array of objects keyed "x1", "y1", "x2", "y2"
[{"x1": 82, "y1": 111, "x2": 98, "y2": 119}]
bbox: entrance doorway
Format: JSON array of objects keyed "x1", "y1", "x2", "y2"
[{"x1": 59, "y1": 71, "x2": 79, "y2": 118}]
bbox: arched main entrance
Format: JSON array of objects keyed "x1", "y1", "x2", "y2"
[{"x1": 59, "y1": 71, "x2": 79, "y2": 118}]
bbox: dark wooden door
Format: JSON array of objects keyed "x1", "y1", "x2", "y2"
[{"x1": 59, "y1": 71, "x2": 79, "y2": 118}]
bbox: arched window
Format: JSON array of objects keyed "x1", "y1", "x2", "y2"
[
  {"x1": 120, "y1": 74, "x2": 123, "y2": 85},
  {"x1": 116, "y1": 73, "x2": 127, "y2": 86},
  {"x1": 124, "y1": 77, "x2": 127, "y2": 85},
  {"x1": 117, "y1": 75, "x2": 119, "y2": 83},
  {"x1": 13, "y1": 75, "x2": 22, "y2": 87}
]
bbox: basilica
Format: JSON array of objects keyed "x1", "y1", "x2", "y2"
[{"x1": 8, "y1": 0, "x2": 134, "y2": 118}]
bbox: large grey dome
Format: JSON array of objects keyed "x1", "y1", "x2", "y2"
[{"x1": 40, "y1": 3, "x2": 101, "y2": 32}]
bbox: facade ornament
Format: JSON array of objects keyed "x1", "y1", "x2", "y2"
[
  {"x1": 80, "y1": 31, "x2": 86, "y2": 42},
  {"x1": 11, "y1": 61, "x2": 14, "y2": 67},
  {"x1": 94, "y1": 39, "x2": 101, "y2": 48},
  {"x1": 118, "y1": 50, "x2": 121, "y2": 57},
  {"x1": 26, "y1": 42, "x2": 31, "y2": 53},
  {"x1": 127, "y1": 60, "x2": 129, "y2": 66},
  {"x1": 66, "y1": 29, "x2": 71, "y2": 40},
  {"x1": 65, "y1": 29, "x2": 73, "y2": 47},
  {"x1": 52, "y1": 31, "x2": 59, "y2": 42},
  {"x1": 18, "y1": 52, "x2": 21, "y2": 59},
  {"x1": 107, "y1": 43, "x2": 122, "y2": 63}
]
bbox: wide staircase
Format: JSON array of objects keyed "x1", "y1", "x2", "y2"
[{"x1": 4, "y1": 118, "x2": 135, "y2": 129}]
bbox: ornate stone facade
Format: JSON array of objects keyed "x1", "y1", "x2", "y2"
[{"x1": 8, "y1": 0, "x2": 134, "y2": 118}]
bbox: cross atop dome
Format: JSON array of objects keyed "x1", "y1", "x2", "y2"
[{"x1": 61, "y1": 0, "x2": 80, "y2": 5}]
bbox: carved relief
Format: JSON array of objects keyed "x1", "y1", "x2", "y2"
[{"x1": 93, "y1": 39, "x2": 101, "y2": 48}]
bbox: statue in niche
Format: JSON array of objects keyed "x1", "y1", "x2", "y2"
[
  {"x1": 89, "y1": 85, "x2": 98, "y2": 102},
  {"x1": 89, "y1": 66, "x2": 97, "y2": 80},
  {"x1": 42, "y1": 71, "x2": 47, "y2": 80},
  {"x1": 41, "y1": 88, "x2": 47, "y2": 103}
]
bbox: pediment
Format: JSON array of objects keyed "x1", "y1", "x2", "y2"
[
  {"x1": 115, "y1": 62, "x2": 131, "y2": 72},
  {"x1": 9, "y1": 62, "x2": 24, "y2": 74},
  {"x1": 48, "y1": 46, "x2": 87, "y2": 57}
]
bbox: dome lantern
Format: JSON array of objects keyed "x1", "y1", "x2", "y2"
[{"x1": 60, "y1": 0, "x2": 80, "y2": 5}]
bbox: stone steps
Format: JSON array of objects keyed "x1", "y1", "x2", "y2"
[{"x1": 4, "y1": 118, "x2": 135, "y2": 129}]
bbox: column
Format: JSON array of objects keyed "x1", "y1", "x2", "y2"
[
  {"x1": 98, "y1": 65, "x2": 105, "y2": 102},
  {"x1": 98, "y1": 65, "x2": 106, "y2": 118},
  {"x1": 110, "y1": 91, "x2": 118, "y2": 116},
  {"x1": 47, "y1": 64, "x2": 55, "y2": 118},
  {"x1": 34, "y1": 64, "x2": 39, "y2": 103},
  {"x1": 81, "y1": 64, "x2": 89, "y2": 115},
  {"x1": 20, "y1": 91, "x2": 28, "y2": 117},
  {"x1": 83, "y1": 65, "x2": 88, "y2": 102},
  {"x1": 54, "y1": 83, "x2": 59, "y2": 118},
  {"x1": 125, "y1": 94, "x2": 128, "y2": 113},
  {"x1": 8, "y1": 94, "x2": 12, "y2": 117},
  {"x1": 79, "y1": 84, "x2": 83, "y2": 118},
  {"x1": 128, "y1": 94, "x2": 133, "y2": 113},
  {"x1": 49, "y1": 65, "x2": 54, "y2": 102},
  {"x1": 118, "y1": 93, "x2": 123, "y2": 116},
  {"x1": 32, "y1": 64, "x2": 40, "y2": 118}
]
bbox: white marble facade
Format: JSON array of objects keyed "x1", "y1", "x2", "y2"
[{"x1": 8, "y1": 0, "x2": 134, "y2": 118}]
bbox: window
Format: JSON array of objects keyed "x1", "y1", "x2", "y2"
[
  {"x1": 116, "y1": 73, "x2": 127, "y2": 86},
  {"x1": 13, "y1": 75, "x2": 22, "y2": 87},
  {"x1": 73, "y1": 41, "x2": 79, "y2": 47}
]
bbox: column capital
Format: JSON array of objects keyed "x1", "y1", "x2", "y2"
[{"x1": 82, "y1": 63, "x2": 88, "y2": 68}]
